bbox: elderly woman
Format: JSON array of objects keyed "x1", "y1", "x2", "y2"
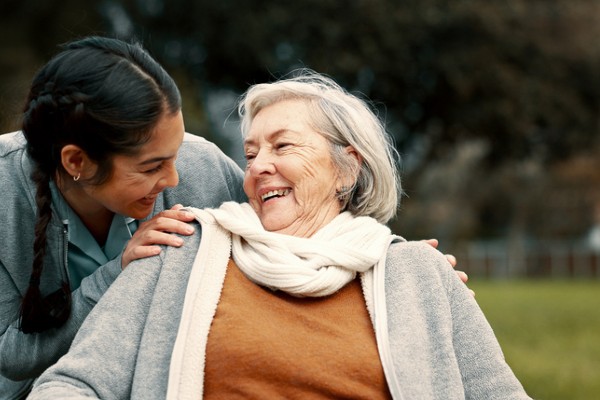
[{"x1": 28, "y1": 71, "x2": 531, "y2": 399}]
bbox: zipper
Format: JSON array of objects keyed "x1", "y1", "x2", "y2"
[{"x1": 61, "y1": 221, "x2": 70, "y2": 285}]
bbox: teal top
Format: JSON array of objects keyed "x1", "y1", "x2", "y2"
[{"x1": 50, "y1": 182, "x2": 138, "y2": 290}]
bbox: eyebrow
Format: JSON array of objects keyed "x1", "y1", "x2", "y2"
[
  {"x1": 244, "y1": 129, "x2": 295, "y2": 148},
  {"x1": 138, "y1": 154, "x2": 176, "y2": 165}
]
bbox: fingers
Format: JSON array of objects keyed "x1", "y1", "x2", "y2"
[
  {"x1": 133, "y1": 227, "x2": 188, "y2": 247},
  {"x1": 421, "y1": 238, "x2": 475, "y2": 297},
  {"x1": 454, "y1": 270, "x2": 476, "y2": 297},
  {"x1": 121, "y1": 222, "x2": 193, "y2": 269},
  {"x1": 422, "y1": 239, "x2": 456, "y2": 269},
  {"x1": 158, "y1": 208, "x2": 197, "y2": 223},
  {"x1": 455, "y1": 270, "x2": 468, "y2": 283},
  {"x1": 140, "y1": 215, "x2": 196, "y2": 237},
  {"x1": 121, "y1": 209, "x2": 197, "y2": 269},
  {"x1": 422, "y1": 238, "x2": 439, "y2": 249},
  {"x1": 445, "y1": 254, "x2": 457, "y2": 268},
  {"x1": 122, "y1": 228, "x2": 188, "y2": 269},
  {"x1": 422, "y1": 238, "x2": 458, "y2": 269},
  {"x1": 122, "y1": 245, "x2": 162, "y2": 268}
]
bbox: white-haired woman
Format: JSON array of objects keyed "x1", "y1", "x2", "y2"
[{"x1": 28, "y1": 71, "x2": 531, "y2": 399}]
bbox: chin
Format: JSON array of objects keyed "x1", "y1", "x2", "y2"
[
  {"x1": 261, "y1": 220, "x2": 287, "y2": 233},
  {"x1": 259, "y1": 211, "x2": 295, "y2": 233},
  {"x1": 127, "y1": 205, "x2": 154, "y2": 220}
]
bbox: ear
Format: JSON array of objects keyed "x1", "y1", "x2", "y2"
[
  {"x1": 60, "y1": 145, "x2": 95, "y2": 180},
  {"x1": 345, "y1": 145, "x2": 362, "y2": 167},
  {"x1": 338, "y1": 145, "x2": 363, "y2": 189}
]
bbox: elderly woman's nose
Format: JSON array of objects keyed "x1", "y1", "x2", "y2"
[{"x1": 248, "y1": 150, "x2": 276, "y2": 175}]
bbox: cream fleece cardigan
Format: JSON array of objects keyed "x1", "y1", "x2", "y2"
[
  {"x1": 29, "y1": 210, "x2": 532, "y2": 399},
  {"x1": 167, "y1": 207, "x2": 400, "y2": 399}
]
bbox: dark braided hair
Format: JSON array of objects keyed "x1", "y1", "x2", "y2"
[{"x1": 19, "y1": 36, "x2": 181, "y2": 333}]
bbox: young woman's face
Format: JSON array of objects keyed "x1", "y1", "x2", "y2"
[
  {"x1": 82, "y1": 110, "x2": 185, "y2": 220},
  {"x1": 243, "y1": 100, "x2": 343, "y2": 238}
]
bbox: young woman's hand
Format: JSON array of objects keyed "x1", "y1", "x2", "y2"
[
  {"x1": 422, "y1": 238, "x2": 475, "y2": 297},
  {"x1": 121, "y1": 204, "x2": 196, "y2": 269}
]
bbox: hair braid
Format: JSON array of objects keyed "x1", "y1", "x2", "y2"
[{"x1": 20, "y1": 169, "x2": 71, "y2": 333}]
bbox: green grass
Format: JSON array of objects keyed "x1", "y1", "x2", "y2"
[{"x1": 469, "y1": 280, "x2": 600, "y2": 400}]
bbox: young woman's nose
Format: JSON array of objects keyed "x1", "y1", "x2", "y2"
[{"x1": 159, "y1": 162, "x2": 179, "y2": 188}]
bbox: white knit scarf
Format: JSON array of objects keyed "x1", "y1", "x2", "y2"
[{"x1": 196, "y1": 201, "x2": 392, "y2": 297}]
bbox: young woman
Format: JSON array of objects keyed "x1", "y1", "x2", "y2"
[{"x1": 0, "y1": 36, "x2": 245, "y2": 399}]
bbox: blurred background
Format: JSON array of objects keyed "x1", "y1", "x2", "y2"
[{"x1": 1, "y1": 1, "x2": 598, "y2": 398}]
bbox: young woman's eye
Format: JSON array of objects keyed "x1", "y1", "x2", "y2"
[{"x1": 144, "y1": 164, "x2": 163, "y2": 174}]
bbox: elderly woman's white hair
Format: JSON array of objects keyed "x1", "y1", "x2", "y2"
[{"x1": 238, "y1": 69, "x2": 402, "y2": 224}]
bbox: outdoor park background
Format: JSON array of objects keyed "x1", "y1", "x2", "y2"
[{"x1": 1, "y1": 1, "x2": 599, "y2": 398}]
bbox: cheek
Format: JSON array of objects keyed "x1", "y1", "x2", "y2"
[
  {"x1": 243, "y1": 173, "x2": 254, "y2": 196},
  {"x1": 293, "y1": 155, "x2": 335, "y2": 188},
  {"x1": 283, "y1": 155, "x2": 321, "y2": 184},
  {"x1": 112, "y1": 175, "x2": 155, "y2": 198},
  {"x1": 291, "y1": 175, "x2": 336, "y2": 208}
]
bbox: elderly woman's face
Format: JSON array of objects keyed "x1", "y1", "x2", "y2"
[{"x1": 243, "y1": 99, "x2": 343, "y2": 237}]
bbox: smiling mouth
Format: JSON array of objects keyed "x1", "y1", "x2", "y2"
[
  {"x1": 261, "y1": 189, "x2": 291, "y2": 202},
  {"x1": 141, "y1": 193, "x2": 159, "y2": 202}
]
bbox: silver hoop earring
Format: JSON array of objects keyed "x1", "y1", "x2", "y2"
[
  {"x1": 73, "y1": 173, "x2": 81, "y2": 182},
  {"x1": 336, "y1": 186, "x2": 349, "y2": 201}
]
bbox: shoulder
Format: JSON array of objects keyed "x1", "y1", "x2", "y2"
[
  {"x1": 385, "y1": 239, "x2": 453, "y2": 287},
  {"x1": 108, "y1": 222, "x2": 202, "y2": 309},
  {"x1": 0, "y1": 131, "x2": 35, "y2": 211},
  {"x1": 177, "y1": 133, "x2": 240, "y2": 168},
  {"x1": 154, "y1": 220, "x2": 202, "y2": 277},
  {"x1": 125, "y1": 220, "x2": 201, "y2": 276},
  {"x1": 0, "y1": 131, "x2": 30, "y2": 183},
  {"x1": 163, "y1": 133, "x2": 246, "y2": 207},
  {"x1": 0, "y1": 131, "x2": 27, "y2": 157},
  {"x1": 175, "y1": 133, "x2": 243, "y2": 187},
  {"x1": 180, "y1": 132, "x2": 214, "y2": 148},
  {"x1": 386, "y1": 239, "x2": 448, "y2": 267}
]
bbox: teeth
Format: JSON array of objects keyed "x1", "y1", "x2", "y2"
[{"x1": 261, "y1": 189, "x2": 290, "y2": 202}]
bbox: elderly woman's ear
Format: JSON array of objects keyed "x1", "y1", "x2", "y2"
[
  {"x1": 335, "y1": 146, "x2": 362, "y2": 205},
  {"x1": 342, "y1": 145, "x2": 362, "y2": 188}
]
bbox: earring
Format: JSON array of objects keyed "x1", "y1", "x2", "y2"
[
  {"x1": 336, "y1": 186, "x2": 349, "y2": 201},
  {"x1": 73, "y1": 173, "x2": 81, "y2": 182}
]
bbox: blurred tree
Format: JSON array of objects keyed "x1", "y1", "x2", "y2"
[
  {"x1": 109, "y1": 0, "x2": 600, "y2": 243},
  {"x1": 0, "y1": 0, "x2": 106, "y2": 132},
  {"x1": 1, "y1": 0, "x2": 599, "y2": 246},
  {"x1": 111, "y1": 0, "x2": 600, "y2": 165}
]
